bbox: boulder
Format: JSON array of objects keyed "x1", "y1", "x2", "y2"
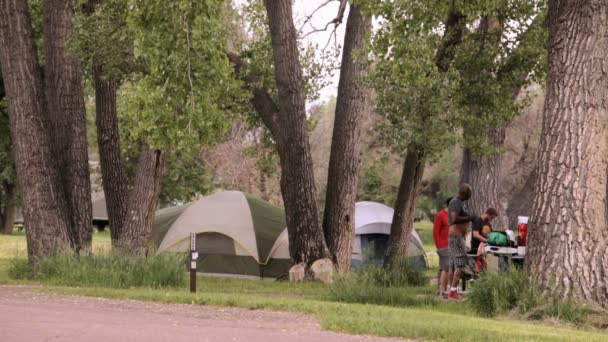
[
  {"x1": 289, "y1": 262, "x2": 306, "y2": 283},
  {"x1": 310, "y1": 258, "x2": 335, "y2": 284}
]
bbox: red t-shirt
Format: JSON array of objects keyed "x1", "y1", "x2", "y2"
[{"x1": 433, "y1": 209, "x2": 449, "y2": 250}]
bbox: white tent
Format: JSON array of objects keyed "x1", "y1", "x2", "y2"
[
  {"x1": 351, "y1": 201, "x2": 427, "y2": 269},
  {"x1": 272, "y1": 201, "x2": 428, "y2": 270}
]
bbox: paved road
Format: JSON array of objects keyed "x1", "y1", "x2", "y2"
[{"x1": 0, "y1": 286, "x2": 408, "y2": 342}]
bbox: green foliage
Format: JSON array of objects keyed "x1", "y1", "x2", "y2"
[
  {"x1": 75, "y1": 0, "x2": 246, "y2": 204},
  {"x1": 9, "y1": 251, "x2": 186, "y2": 289},
  {"x1": 368, "y1": 0, "x2": 547, "y2": 159},
  {"x1": 124, "y1": 0, "x2": 242, "y2": 153},
  {"x1": 454, "y1": 3, "x2": 547, "y2": 156},
  {"x1": 415, "y1": 195, "x2": 435, "y2": 221},
  {"x1": 469, "y1": 270, "x2": 602, "y2": 327},
  {"x1": 358, "y1": 155, "x2": 397, "y2": 206},
  {"x1": 369, "y1": 0, "x2": 461, "y2": 158},
  {"x1": 74, "y1": 0, "x2": 136, "y2": 80}
]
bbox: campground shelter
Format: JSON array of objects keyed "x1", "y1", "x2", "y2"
[
  {"x1": 14, "y1": 194, "x2": 109, "y2": 230},
  {"x1": 152, "y1": 191, "x2": 291, "y2": 280}
]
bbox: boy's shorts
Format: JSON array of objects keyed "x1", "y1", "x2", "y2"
[
  {"x1": 437, "y1": 248, "x2": 450, "y2": 271},
  {"x1": 448, "y1": 235, "x2": 467, "y2": 270}
]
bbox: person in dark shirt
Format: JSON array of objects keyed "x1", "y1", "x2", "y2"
[
  {"x1": 447, "y1": 184, "x2": 473, "y2": 301},
  {"x1": 469, "y1": 208, "x2": 499, "y2": 254}
]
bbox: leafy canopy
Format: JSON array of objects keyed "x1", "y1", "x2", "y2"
[{"x1": 368, "y1": 0, "x2": 546, "y2": 160}]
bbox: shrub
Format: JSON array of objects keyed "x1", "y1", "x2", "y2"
[
  {"x1": 469, "y1": 270, "x2": 597, "y2": 327},
  {"x1": 9, "y1": 251, "x2": 187, "y2": 289}
]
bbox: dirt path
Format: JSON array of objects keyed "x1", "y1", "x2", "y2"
[{"x1": 0, "y1": 286, "x2": 410, "y2": 342}]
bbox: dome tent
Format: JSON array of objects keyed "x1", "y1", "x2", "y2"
[
  {"x1": 152, "y1": 191, "x2": 291, "y2": 280},
  {"x1": 352, "y1": 201, "x2": 427, "y2": 269}
]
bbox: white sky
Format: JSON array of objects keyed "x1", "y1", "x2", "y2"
[{"x1": 293, "y1": 0, "x2": 348, "y2": 102}]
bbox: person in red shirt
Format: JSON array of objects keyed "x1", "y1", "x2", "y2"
[{"x1": 433, "y1": 197, "x2": 452, "y2": 298}]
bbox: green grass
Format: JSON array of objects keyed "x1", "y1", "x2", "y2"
[
  {"x1": 9, "y1": 251, "x2": 187, "y2": 289},
  {"x1": 2, "y1": 228, "x2": 608, "y2": 342}
]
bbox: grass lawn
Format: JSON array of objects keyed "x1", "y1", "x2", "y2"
[{"x1": 1, "y1": 224, "x2": 607, "y2": 342}]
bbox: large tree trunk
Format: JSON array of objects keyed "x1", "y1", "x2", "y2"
[
  {"x1": 93, "y1": 66, "x2": 129, "y2": 245},
  {"x1": 323, "y1": 5, "x2": 372, "y2": 273},
  {"x1": 529, "y1": 0, "x2": 608, "y2": 308},
  {"x1": 44, "y1": 0, "x2": 93, "y2": 253},
  {"x1": 119, "y1": 145, "x2": 166, "y2": 253},
  {"x1": 384, "y1": 150, "x2": 426, "y2": 270},
  {"x1": 262, "y1": 0, "x2": 330, "y2": 264},
  {"x1": 0, "y1": 0, "x2": 71, "y2": 262},
  {"x1": 0, "y1": 181, "x2": 16, "y2": 235},
  {"x1": 459, "y1": 128, "x2": 508, "y2": 229}
]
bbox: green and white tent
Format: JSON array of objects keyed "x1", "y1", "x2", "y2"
[{"x1": 152, "y1": 191, "x2": 291, "y2": 280}]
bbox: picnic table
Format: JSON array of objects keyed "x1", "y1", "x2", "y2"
[{"x1": 484, "y1": 245, "x2": 525, "y2": 271}]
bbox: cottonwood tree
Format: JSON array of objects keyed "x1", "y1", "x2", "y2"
[
  {"x1": 77, "y1": 0, "x2": 241, "y2": 252},
  {"x1": 323, "y1": 1, "x2": 372, "y2": 273},
  {"x1": 232, "y1": 0, "x2": 372, "y2": 269},
  {"x1": 370, "y1": 0, "x2": 544, "y2": 269},
  {"x1": 369, "y1": 0, "x2": 465, "y2": 270},
  {"x1": 0, "y1": 0, "x2": 93, "y2": 261},
  {"x1": 528, "y1": 0, "x2": 608, "y2": 308},
  {"x1": 457, "y1": 4, "x2": 546, "y2": 228}
]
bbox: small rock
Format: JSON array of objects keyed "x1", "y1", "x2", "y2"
[
  {"x1": 310, "y1": 258, "x2": 335, "y2": 284},
  {"x1": 289, "y1": 262, "x2": 306, "y2": 283}
]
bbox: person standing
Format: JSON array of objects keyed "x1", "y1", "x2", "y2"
[
  {"x1": 447, "y1": 184, "x2": 473, "y2": 301},
  {"x1": 433, "y1": 197, "x2": 452, "y2": 298}
]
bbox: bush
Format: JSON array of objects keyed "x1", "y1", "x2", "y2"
[
  {"x1": 9, "y1": 251, "x2": 187, "y2": 289},
  {"x1": 327, "y1": 264, "x2": 434, "y2": 307},
  {"x1": 469, "y1": 270, "x2": 596, "y2": 327}
]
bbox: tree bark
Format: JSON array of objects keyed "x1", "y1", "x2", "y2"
[
  {"x1": 119, "y1": 145, "x2": 166, "y2": 253},
  {"x1": 44, "y1": 0, "x2": 93, "y2": 253},
  {"x1": 459, "y1": 129, "x2": 508, "y2": 229},
  {"x1": 0, "y1": 0, "x2": 72, "y2": 262},
  {"x1": 323, "y1": 4, "x2": 371, "y2": 273},
  {"x1": 529, "y1": 0, "x2": 608, "y2": 308},
  {"x1": 0, "y1": 181, "x2": 16, "y2": 235},
  {"x1": 384, "y1": 150, "x2": 426, "y2": 270},
  {"x1": 93, "y1": 66, "x2": 129, "y2": 245},
  {"x1": 262, "y1": 0, "x2": 330, "y2": 264}
]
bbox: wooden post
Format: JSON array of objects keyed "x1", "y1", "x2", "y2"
[{"x1": 190, "y1": 232, "x2": 197, "y2": 293}]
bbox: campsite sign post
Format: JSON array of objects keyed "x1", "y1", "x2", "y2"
[{"x1": 190, "y1": 232, "x2": 197, "y2": 293}]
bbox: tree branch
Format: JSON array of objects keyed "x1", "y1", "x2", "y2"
[
  {"x1": 297, "y1": 0, "x2": 336, "y2": 33},
  {"x1": 301, "y1": 0, "x2": 348, "y2": 39},
  {"x1": 435, "y1": 3, "x2": 466, "y2": 72},
  {"x1": 226, "y1": 52, "x2": 283, "y2": 143}
]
